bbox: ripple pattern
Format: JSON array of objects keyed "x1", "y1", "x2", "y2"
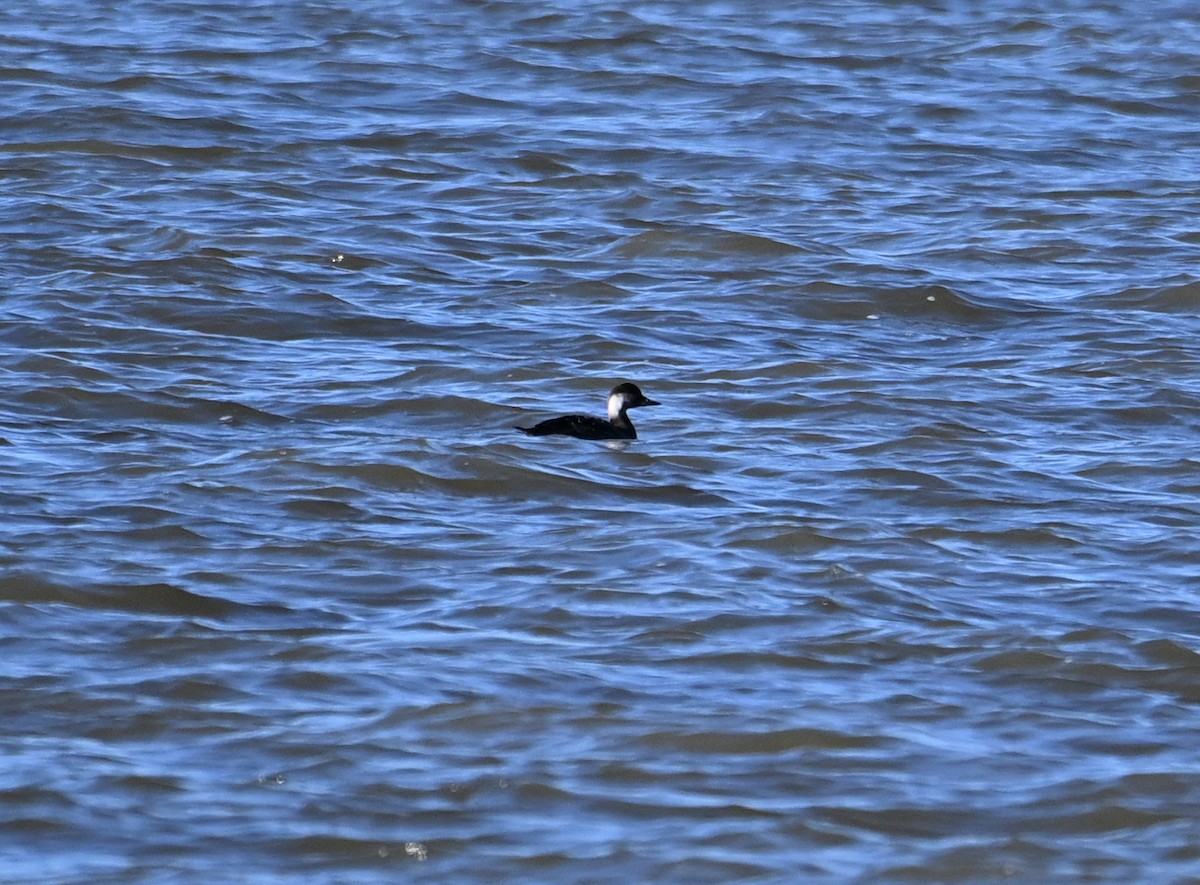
[{"x1": 3, "y1": 1, "x2": 1200, "y2": 882}]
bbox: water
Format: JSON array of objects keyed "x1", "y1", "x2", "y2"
[{"x1": 4, "y1": 1, "x2": 1200, "y2": 881}]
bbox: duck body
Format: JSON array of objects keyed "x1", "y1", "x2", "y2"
[
  {"x1": 515, "y1": 382, "x2": 660, "y2": 441},
  {"x1": 518, "y1": 413, "x2": 637, "y2": 440}
]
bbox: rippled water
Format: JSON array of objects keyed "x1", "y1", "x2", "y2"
[{"x1": 4, "y1": 1, "x2": 1200, "y2": 882}]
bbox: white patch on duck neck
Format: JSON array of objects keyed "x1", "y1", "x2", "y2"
[{"x1": 607, "y1": 392, "x2": 626, "y2": 422}]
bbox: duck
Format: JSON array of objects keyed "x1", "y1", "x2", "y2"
[{"x1": 515, "y1": 382, "x2": 660, "y2": 440}]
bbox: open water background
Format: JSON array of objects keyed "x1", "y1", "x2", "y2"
[{"x1": 4, "y1": 1, "x2": 1200, "y2": 882}]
